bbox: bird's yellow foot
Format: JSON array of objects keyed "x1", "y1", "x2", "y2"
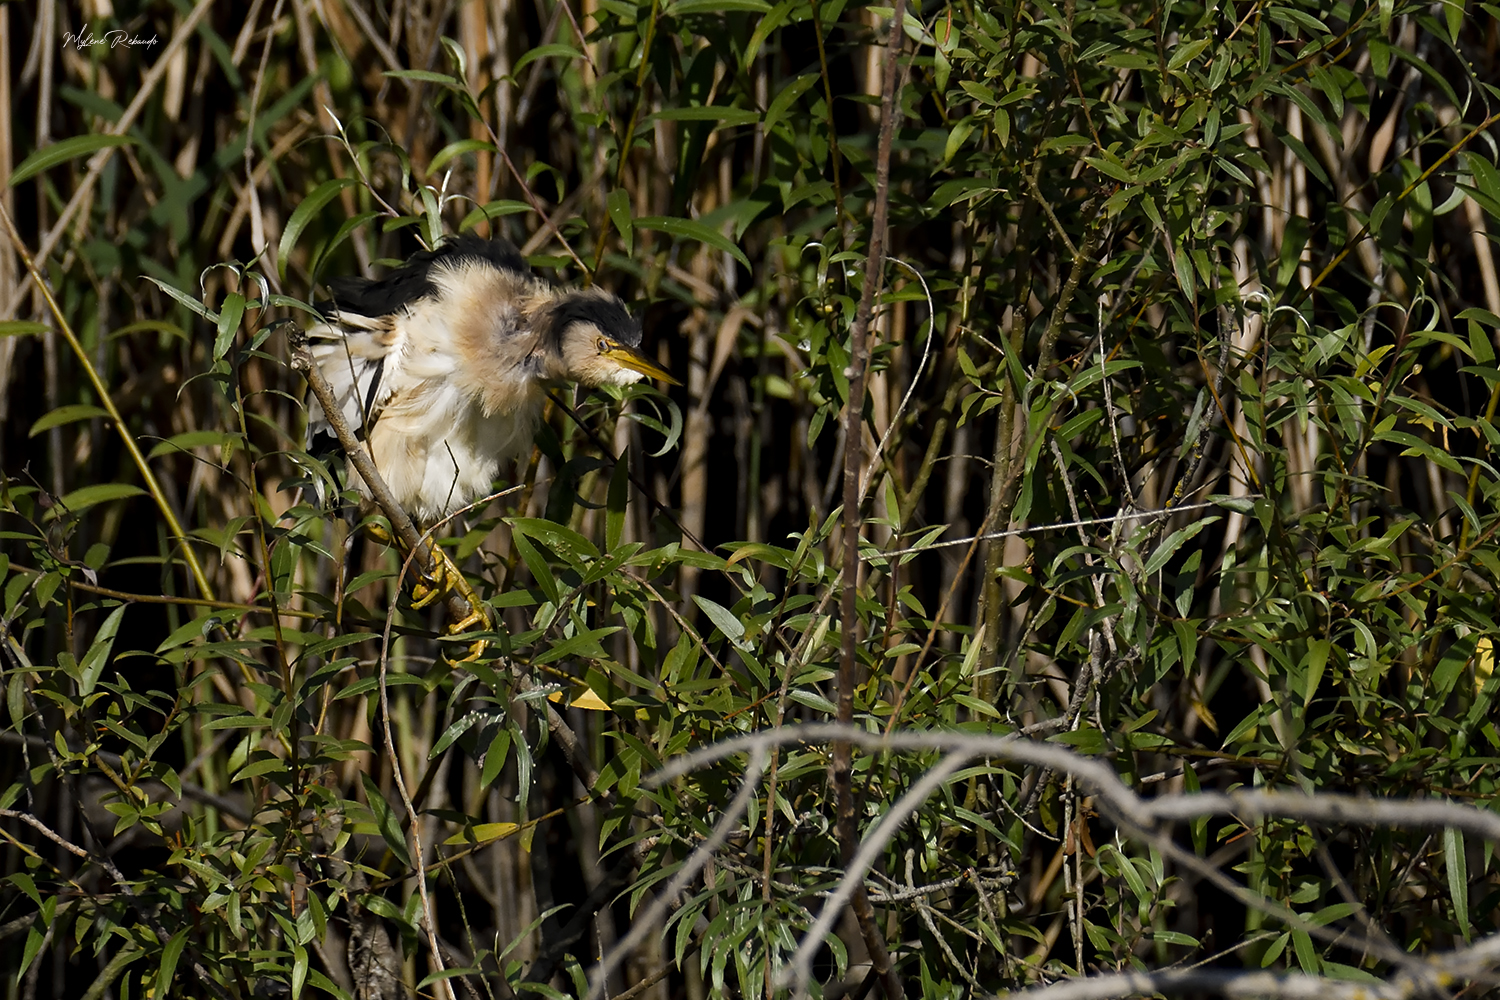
[{"x1": 406, "y1": 543, "x2": 492, "y2": 661}]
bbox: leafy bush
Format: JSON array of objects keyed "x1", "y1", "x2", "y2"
[{"x1": 2, "y1": 0, "x2": 1500, "y2": 997}]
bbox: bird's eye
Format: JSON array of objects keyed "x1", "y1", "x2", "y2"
[{"x1": 598, "y1": 338, "x2": 610, "y2": 353}]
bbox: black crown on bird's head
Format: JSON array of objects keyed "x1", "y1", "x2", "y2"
[{"x1": 544, "y1": 290, "x2": 643, "y2": 349}]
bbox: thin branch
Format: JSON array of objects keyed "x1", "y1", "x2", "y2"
[
  {"x1": 1007, "y1": 968, "x2": 1405, "y2": 1000},
  {"x1": 836, "y1": 4, "x2": 910, "y2": 995},
  {"x1": 651, "y1": 725, "x2": 1500, "y2": 845},
  {"x1": 870, "y1": 498, "x2": 1248, "y2": 558}
]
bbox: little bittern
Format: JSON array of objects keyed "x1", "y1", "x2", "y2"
[{"x1": 305, "y1": 234, "x2": 676, "y2": 623}]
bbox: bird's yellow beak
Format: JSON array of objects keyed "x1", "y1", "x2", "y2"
[{"x1": 601, "y1": 342, "x2": 681, "y2": 386}]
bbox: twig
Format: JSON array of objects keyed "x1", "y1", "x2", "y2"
[
  {"x1": 868, "y1": 498, "x2": 1245, "y2": 558},
  {"x1": 651, "y1": 725, "x2": 1500, "y2": 845},
  {"x1": 859, "y1": 257, "x2": 936, "y2": 502},
  {"x1": 1008, "y1": 968, "x2": 1404, "y2": 1000},
  {"x1": 373, "y1": 545, "x2": 451, "y2": 995},
  {"x1": 522, "y1": 841, "x2": 643, "y2": 986},
  {"x1": 610, "y1": 963, "x2": 672, "y2": 1000},
  {"x1": 836, "y1": 3, "x2": 910, "y2": 996},
  {"x1": 650, "y1": 724, "x2": 1500, "y2": 995}
]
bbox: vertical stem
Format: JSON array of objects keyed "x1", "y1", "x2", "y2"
[{"x1": 835, "y1": 4, "x2": 908, "y2": 998}]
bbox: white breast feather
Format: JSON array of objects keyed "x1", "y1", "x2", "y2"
[{"x1": 308, "y1": 271, "x2": 546, "y2": 522}]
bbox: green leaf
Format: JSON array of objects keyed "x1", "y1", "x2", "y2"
[
  {"x1": 157, "y1": 929, "x2": 189, "y2": 993},
  {"x1": 314, "y1": 210, "x2": 384, "y2": 278},
  {"x1": 509, "y1": 517, "x2": 600, "y2": 562},
  {"x1": 30, "y1": 404, "x2": 109, "y2": 437},
  {"x1": 1142, "y1": 517, "x2": 1219, "y2": 576},
  {"x1": 669, "y1": 0, "x2": 772, "y2": 12},
  {"x1": 145, "y1": 276, "x2": 219, "y2": 324},
  {"x1": 764, "y1": 74, "x2": 818, "y2": 136},
  {"x1": 148, "y1": 430, "x2": 244, "y2": 459},
  {"x1": 533, "y1": 626, "x2": 622, "y2": 665},
  {"x1": 429, "y1": 710, "x2": 489, "y2": 759},
  {"x1": 1167, "y1": 37, "x2": 1210, "y2": 70},
  {"x1": 634, "y1": 216, "x2": 749, "y2": 268},
  {"x1": 214, "y1": 291, "x2": 246, "y2": 361},
  {"x1": 1303, "y1": 639, "x2": 1329, "y2": 704},
  {"x1": 292, "y1": 943, "x2": 309, "y2": 1000},
  {"x1": 944, "y1": 119, "x2": 976, "y2": 164},
  {"x1": 418, "y1": 967, "x2": 485, "y2": 988},
  {"x1": 693, "y1": 595, "x2": 746, "y2": 646},
  {"x1": 8, "y1": 872, "x2": 40, "y2": 907},
  {"x1": 361, "y1": 773, "x2": 412, "y2": 869},
  {"x1": 278, "y1": 178, "x2": 358, "y2": 282},
  {"x1": 652, "y1": 106, "x2": 760, "y2": 127},
  {"x1": 1291, "y1": 928, "x2": 1319, "y2": 973},
  {"x1": 479, "y1": 728, "x2": 512, "y2": 789},
  {"x1": 306, "y1": 970, "x2": 353, "y2": 1000},
  {"x1": 607, "y1": 188, "x2": 634, "y2": 255},
  {"x1": 512, "y1": 44, "x2": 586, "y2": 74},
  {"x1": 427, "y1": 139, "x2": 497, "y2": 175},
  {"x1": 1446, "y1": 827, "x2": 1471, "y2": 941},
  {"x1": 232, "y1": 757, "x2": 290, "y2": 782},
  {"x1": 383, "y1": 68, "x2": 464, "y2": 88},
  {"x1": 0, "y1": 321, "x2": 48, "y2": 337},
  {"x1": 49, "y1": 483, "x2": 147, "y2": 518},
  {"x1": 606, "y1": 455, "x2": 629, "y2": 552},
  {"x1": 1432, "y1": 635, "x2": 1475, "y2": 698},
  {"x1": 78, "y1": 605, "x2": 126, "y2": 697},
  {"x1": 11, "y1": 133, "x2": 139, "y2": 186},
  {"x1": 458, "y1": 199, "x2": 534, "y2": 231}
]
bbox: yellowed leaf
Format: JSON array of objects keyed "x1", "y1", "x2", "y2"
[
  {"x1": 572, "y1": 687, "x2": 612, "y2": 710},
  {"x1": 444, "y1": 822, "x2": 520, "y2": 846},
  {"x1": 545, "y1": 685, "x2": 612, "y2": 711}
]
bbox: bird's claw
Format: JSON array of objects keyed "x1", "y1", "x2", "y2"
[{"x1": 405, "y1": 543, "x2": 492, "y2": 661}]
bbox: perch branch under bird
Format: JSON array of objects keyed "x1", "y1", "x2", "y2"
[{"x1": 289, "y1": 234, "x2": 678, "y2": 647}]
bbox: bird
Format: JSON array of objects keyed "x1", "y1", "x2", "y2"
[
  {"x1": 303, "y1": 234, "x2": 677, "y2": 621},
  {"x1": 305, "y1": 234, "x2": 676, "y2": 524}
]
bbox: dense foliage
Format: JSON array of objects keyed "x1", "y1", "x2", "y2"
[{"x1": 2, "y1": 0, "x2": 1500, "y2": 997}]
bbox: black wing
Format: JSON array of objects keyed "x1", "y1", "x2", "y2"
[{"x1": 324, "y1": 234, "x2": 531, "y2": 317}]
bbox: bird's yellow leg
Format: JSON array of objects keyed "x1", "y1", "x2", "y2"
[
  {"x1": 363, "y1": 519, "x2": 491, "y2": 657},
  {"x1": 408, "y1": 544, "x2": 492, "y2": 660}
]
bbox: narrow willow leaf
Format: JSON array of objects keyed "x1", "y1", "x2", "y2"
[
  {"x1": 606, "y1": 455, "x2": 629, "y2": 551},
  {"x1": 1446, "y1": 827, "x2": 1471, "y2": 942},
  {"x1": 11, "y1": 133, "x2": 138, "y2": 186},
  {"x1": 278, "y1": 177, "x2": 358, "y2": 281},
  {"x1": 634, "y1": 215, "x2": 750, "y2": 268},
  {"x1": 607, "y1": 188, "x2": 634, "y2": 255},
  {"x1": 29, "y1": 404, "x2": 109, "y2": 437},
  {"x1": 360, "y1": 773, "x2": 412, "y2": 869},
  {"x1": 157, "y1": 929, "x2": 189, "y2": 994},
  {"x1": 1142, "y1": 517, "x2": 1219, "y2": 576},
  {"x1": 49, "y1": 483, "x2": 147, "y2": 518},
  {"x1": 443, "y1": 822, "x2": 520, "y2": 846}
]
